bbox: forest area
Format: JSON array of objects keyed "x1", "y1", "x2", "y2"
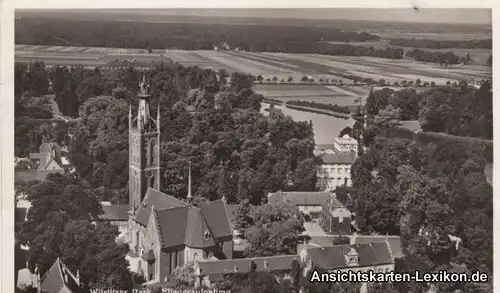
[{"x1": 15, "y1": 17, "x2": 490, "y2": 64}]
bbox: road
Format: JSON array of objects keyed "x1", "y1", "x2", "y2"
[{"x1": 45, "y1": 94, "x2": 80, "y2": 123}]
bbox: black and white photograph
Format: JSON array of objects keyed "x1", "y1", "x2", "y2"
[{"x1": 6, "y1": 5, "x2": 494, "y2": 293}]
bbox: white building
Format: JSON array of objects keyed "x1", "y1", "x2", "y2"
[{"x1": 316, "y1": 135, "x2": 358, "y2": 191}]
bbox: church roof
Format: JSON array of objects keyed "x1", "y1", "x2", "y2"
[
  {"x1": 134, "y1": 187, "x2": 187, "y2": 226},
  {"x1": 155, "y1": 206, "x2": 215, "y2": 249},
  {"x1": 199, "y1": 200, "x2": 233, "y2": 239},
  {"x1": 40, "y1": 257, "x2": 81, "y2": 293},
  {"x1": 140, "y1": 188, "x2": 232, "y2": 249}
]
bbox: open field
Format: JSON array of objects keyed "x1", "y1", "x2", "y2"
[{"x1": 16, "y1": 44, "x2": 491, "y2": 109}]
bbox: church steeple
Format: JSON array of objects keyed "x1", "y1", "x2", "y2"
[
  {"x1": 129, "y1": 71, "x2": 162, "y2": 211},
  {"x1": 187, "y1": 161, "x2": 193, "y2": 203}
]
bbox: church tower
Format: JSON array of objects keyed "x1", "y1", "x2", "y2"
[{"x1": 129, "y1": 73, "x2": 162, "y2": 211}]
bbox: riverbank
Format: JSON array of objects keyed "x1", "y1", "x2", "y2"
[{"x1": 284, "y1": 104, "x2": 352, "y2": 119}]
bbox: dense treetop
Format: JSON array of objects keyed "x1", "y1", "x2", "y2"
[
  {"x1": 365, "y1": 82, "x2": 493, "y2": 140},
  {"x1": 15, "y1": 61, "x2": 319, "y2": 205},
  {"x1": 16, "y1": 173, "x2": 133, "y2": 290}
]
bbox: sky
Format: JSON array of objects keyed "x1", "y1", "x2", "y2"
[{"x1": 105, "y1": 8, "x2": 492, "y2": 25}]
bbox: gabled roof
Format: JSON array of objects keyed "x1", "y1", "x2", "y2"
[
  {"x1": 139, "y1": 188, "x2": 233, "y2": 249},
  {"x1": 196, "y1": 255, "x2": 299, "y2": 276},
  {"x1": 304, "y1": 243, "x2": 392, "y2": 269},
  {"x1": 40, "y1": 258, "x2": 81, "y2": 293},
  {"x1": 155, "y1": 206, "x2": 215, "y2": 249},
  {"x1": 199, "y1": 200, "x2": 232, "y2": 238},
  {"x1": 320, "y1": 151, "x2": 357, "y2": 165},
  {"x1": 352, "y1": 235, "x2": 403, "y2": 260},
  {"x1": 267, "y1": 191, "x2": 341, "y2": 208},
  {"x1": 134, "y1": 187, "x2": 187, "y2": 226}
]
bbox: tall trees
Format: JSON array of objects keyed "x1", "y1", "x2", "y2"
[
  {"x1": 350, "y1": 134, "x2": 493, "y2": 292},
  {"x1": 244, "y1": 202, "x2": 305, "y2": 257},
  {"x1": 16, "y1": 173, "x2": 133, "y2": 290}
]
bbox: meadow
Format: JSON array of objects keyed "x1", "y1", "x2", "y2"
[{"x1": 15, "y1": 44, "x2": 491, "y2": 110}]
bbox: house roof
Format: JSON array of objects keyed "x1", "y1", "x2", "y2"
[
  {"x1": 100, "y1": 205, "x2": 129, "y2": 221},
  {"x1": 267, "y1": 191, "x2": 343, "y2": 208},
  {"x1": 134, "y1": 187, "x2": 187, "y2": 226},
  {"x1": 196, "y1": 255, "x2": 299, "y2": 276},
  {"x1": 352, "y1": 235, "x2": 403, "y2": 260},
  {"x1": 15, "y1": 169, "x2": 64, "y2": 183},
  {"x1": 304, "y1": 243, "x2": 392, "y2": 269},
  {"x1": 320, "y1": 151, "x2": 357, "y2": 165},
  {"x1": 40, "y1": 258, "x2": 81, "y2": 293}
]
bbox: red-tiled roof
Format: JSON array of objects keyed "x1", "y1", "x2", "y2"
[{"x1": 196, "y1": 255, "x2": 299, "y2": 276}]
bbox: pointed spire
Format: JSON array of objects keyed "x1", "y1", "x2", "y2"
[
  {"x1": 187, "y1": 161, "x2": 192, "y2": 201},
  {"x1": 139, "y1": 72, "x2": 150, "y2": 97},
  {"x1": 157, "y1": 103, "x2": 160, "y2": 120},
  {"x1": 129, "y1": 103, "x2": 132, "y2": 117}
]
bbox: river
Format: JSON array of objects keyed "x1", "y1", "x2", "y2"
[{"x1": 260, "y1": 102, "x2": 355, "y2": 144}]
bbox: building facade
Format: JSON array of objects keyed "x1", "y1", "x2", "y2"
[{"x1": 316, "y1": 135, "x2": 358, "y2": 191}]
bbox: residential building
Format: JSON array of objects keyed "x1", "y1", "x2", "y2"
[
  {"x1": 193, "y1": 255, "x2": 299, "y2": 288},
  {"x1": 126, "y1": 74, "x2": 234, "y2": 284},
  {"x1": 15, "y1": 142, "x2": 71, "y2": 183},
  {"x1": 316, "y1": 135, "x2": 358, "y2": 191},
  {"x1": 267, "y1": 191, "x2": 352, "y2": 235},
  {"x1": 299, "y1": 243, "x2": 394, "y2": 293}
]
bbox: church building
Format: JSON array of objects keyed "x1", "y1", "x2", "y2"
[{"x1": 126, "y1": 74, "x2": 234, "y2": 284}]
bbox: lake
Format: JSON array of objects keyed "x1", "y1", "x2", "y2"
[{"x1": 260, "y1": 102, "x2": 355, "y2": 144}]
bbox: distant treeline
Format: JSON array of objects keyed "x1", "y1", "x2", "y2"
[
  {"x1": 405, "y1": 49, "x2": 460, "y2": 65},
  {"x1": 16, "y1": 18, "x2": 379, "y2": 49},
  {"x1": 287, "y1": 100, "x2": 351, "y2": 114},
  {"x1": 15, "y1": 18, "x2": 409, "y2": 60},
  {"x1": 389, "y1": 38, "x2": 492, "y2": 49}
]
